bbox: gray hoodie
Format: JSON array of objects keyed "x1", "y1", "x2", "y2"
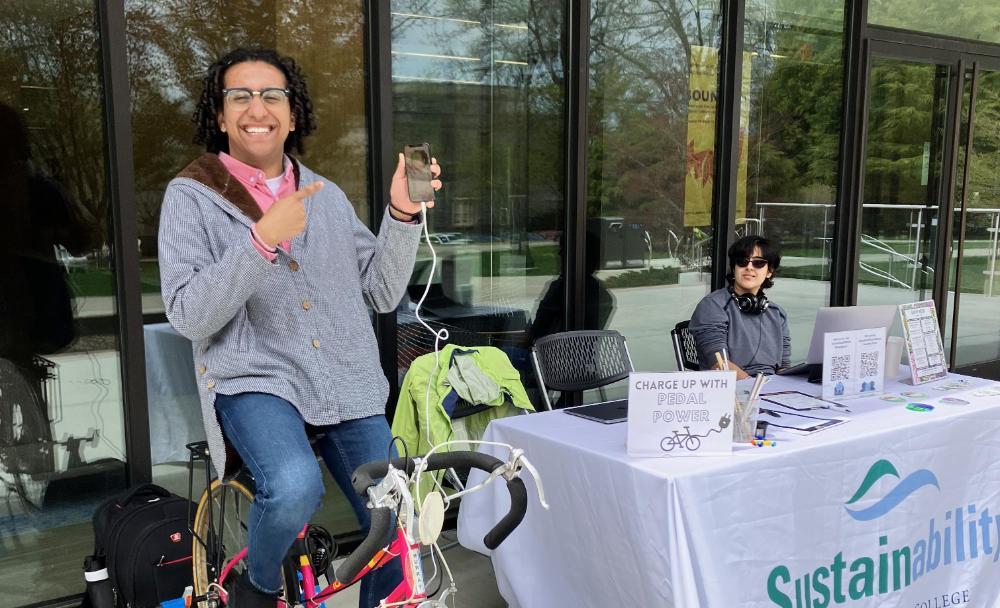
[{"x1": 688, "y1": 287, "x2": 790, "y2": 375}]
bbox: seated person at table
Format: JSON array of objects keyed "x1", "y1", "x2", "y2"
[{"x1": 688, "y1": 236, "x2": 789, "y2": 379}]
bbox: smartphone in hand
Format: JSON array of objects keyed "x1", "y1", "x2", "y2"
[{"x1": 403, "y1": 143, "x2": 435, "y2": 203}]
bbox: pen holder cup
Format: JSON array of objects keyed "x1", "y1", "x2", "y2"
[{"x1": 733, "y1": 389, "x2": 760, "y2": 443}]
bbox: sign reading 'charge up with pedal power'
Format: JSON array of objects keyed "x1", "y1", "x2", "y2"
[{"x1": 627, "y1": 371, "x2": 736, "y2": 457}]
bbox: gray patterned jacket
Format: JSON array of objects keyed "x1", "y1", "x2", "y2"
[{"x1": 158, "y1": 154, "x2": 421, "y2": 477}]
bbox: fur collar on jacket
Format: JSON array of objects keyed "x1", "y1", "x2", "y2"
[{"x1": 176, "y1": 153, "x2": 301, "y2": 222}]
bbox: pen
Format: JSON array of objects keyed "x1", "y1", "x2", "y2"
[{"x1": 747, "y1": 373, "x2": 766, "y2": 410}]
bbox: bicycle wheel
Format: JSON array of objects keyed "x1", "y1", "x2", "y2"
[
  {"x1": 191, "y1": 477, "x2": 298, "y2": 605},
  {"x1": 192, "y1": 478, "x2": 254, "y2": 602},
  {"x1": 660, "y1": 435, "x2": 678, "y2": 452},
  {"x1": 0, "y1": 358, "x2": 53, "y2": 512}
]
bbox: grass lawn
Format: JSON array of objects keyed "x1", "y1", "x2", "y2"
[
  {"x1": 67, "y1": 262, "x2": 162, "y2": 298},
  {"x1": 480, "y1": 246, "x2": 562, "y2": 277}
]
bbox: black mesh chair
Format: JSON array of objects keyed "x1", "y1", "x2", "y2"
[
  {"x1": 530, "y1": 330, "x2": 634, "y2": 410},
  {"x1": 670, "y1": 320, "x2": 700, "y2": 371}
]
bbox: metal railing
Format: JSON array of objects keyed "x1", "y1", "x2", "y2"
[{"x1": 751, "y1": 202, "x2": 1000, "y2": 293}]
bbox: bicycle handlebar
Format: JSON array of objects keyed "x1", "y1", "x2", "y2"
[
  {"x1": 334, "y1": 506, "x2": 393, "y2": 585},
  {"x1": 335, "y1": 451, "x2": 529, "y2": 584}
]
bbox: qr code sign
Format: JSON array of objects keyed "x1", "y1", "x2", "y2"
[
  {"x1": 830, "y1": 354, "x2": 851, "y2": 381},
  {"x1": 859, "y1": 351, "x2": 880, "y2": 378}
]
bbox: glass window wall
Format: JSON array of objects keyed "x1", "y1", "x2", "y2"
[
  {"x1": 0, "y1": 1, "x2": 127, "y2": 600},
  {"x1": 390, "y1": 0, "x2": 567, "y2": 396},
  {"x1": 743, "y1": 0, "x2": 845, "y2": 361},
  {"x1": 586, "y1": 0, "x2": 723, "y2": 384}
]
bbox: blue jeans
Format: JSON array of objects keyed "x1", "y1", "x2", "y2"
[{"x1": 214, "y1": 392, "x2": 402, "y2": 607}]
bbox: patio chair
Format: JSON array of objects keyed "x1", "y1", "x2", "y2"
[
  {"x1": 670, "y1": 320, "x2": 700, "y2": 371},
  {"x1": 530, "y1": 330, "x2": 634, "y2": 410}
]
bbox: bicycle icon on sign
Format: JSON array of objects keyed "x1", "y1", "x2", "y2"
[
  {"x1": 660, "y1": 426, "x2": 702, "y2": 452},
  {"x1": 658, "y1": 414, "x2": 730, "y2": 453}
]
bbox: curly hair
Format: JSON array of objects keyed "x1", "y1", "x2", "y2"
[
  {"x1": 192, "y1": 48, "x2": 316, "y2": 155},
  {"x1": 725, "y1": 235, "x2": 781, "y2": 290}
]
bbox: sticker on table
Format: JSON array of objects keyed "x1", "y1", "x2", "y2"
[
  {"x1": 939, "y1": 397, "x2": 970, "y2": 406},
  {"x1": 934, "y1": 380, "x2": 969, "y2": 391},
  {"x1": 906, "y1": 403, "x2": 934, "y2": 412},
  {"x1": 901, "y1": 391, "x2": 927, "y2": 398},
  {"x1": 972, "y1": 385, "x2": 1000, "y2": 397},
  {"x1": 880, "y1": 395, "x2": 906, "y2": 402}
]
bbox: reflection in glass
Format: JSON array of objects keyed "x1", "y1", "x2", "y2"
[
  {"x1": 868, "y1": 0, "x2": 1000, "y2": 46},
  {"x1": 391, "y1": 1, "x2": 567, "y2": 387},
  {"x1": 857, "y1": 59, "x2": 948, "y2": 313},
  {"x1": 949, "y1": 69, "x2": 1000, "y2": 372},
  {"x1": 0, "y1": 1, "x2": 126, "y2": 600},
  {"x1": 743, "y1": 0, "x2": 844, "y2": 360},
  {"x1": 587, "y1": 0, "x2": 722, "y2": 380}
]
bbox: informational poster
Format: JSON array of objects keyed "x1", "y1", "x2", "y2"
[
  {"x1": 821, "y1": 327, "x2": 886, "y2": 400},
  {"x1": 683, "y1": 46, "x2": 749, "y2": 227},
  {"x1": 899, "y1": 300, "x2": 948, "y2": 384},
  {"x1": 627, "y1": 371, "x2": 736, "y2": 457}
]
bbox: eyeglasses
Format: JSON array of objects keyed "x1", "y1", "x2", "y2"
[
  {"x1": 735, "y1": 257, "x2": 769, "y2": 269},
  {"x1": 222, "y1": 87, "x2": 290, "y2": 107}
]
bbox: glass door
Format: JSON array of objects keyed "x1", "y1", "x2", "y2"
[
  {"x1": 857, "y1": 37, "x2": 1000, "y2": 380},
  {"x1": 948, "y1": 64, "x2": 1000, "y2": 379},
  {"x1": 855, "y1": 48, "x2": 954, "y2": 314}
]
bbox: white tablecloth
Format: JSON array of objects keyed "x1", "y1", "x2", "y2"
[
  {"x1": 144, "y1": 323, "x2": 204, "y2": 464},
  {"x1": 457, "y1": 373, "x2": 1000, "y2": 607}
]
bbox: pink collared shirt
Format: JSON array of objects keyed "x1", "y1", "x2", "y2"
[{"x1": 219, "y1": 152, "x2": 297, "y2": 261}]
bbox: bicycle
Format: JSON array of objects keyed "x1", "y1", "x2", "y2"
[
  {"x1": 659, "y1": 426, "x2": 702, "y2": 452},
  {"x1": 186, "y1": 440, "x2": 546, "y2": 607},
  {"x1": 0, "y1": 357, "x2": 55, "y2": 513}
]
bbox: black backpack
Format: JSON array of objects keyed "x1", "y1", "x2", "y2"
[{"x1": 88, "y1": 483, "x2": 196, "y2": 607}]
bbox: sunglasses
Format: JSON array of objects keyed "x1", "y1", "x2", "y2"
[{"x1": 735, "y1": 257, "x2": 769, "y2": 269}]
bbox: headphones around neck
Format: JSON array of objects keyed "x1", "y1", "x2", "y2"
[{"x1": 729, "y1": 287, "x2": 769, "y2": 315}]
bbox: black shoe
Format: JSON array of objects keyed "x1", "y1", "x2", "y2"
[{"x1": 225, "y1": 571, "x2": 280, "y2": 608}]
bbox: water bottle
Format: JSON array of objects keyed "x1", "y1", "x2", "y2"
[{"x1": 83, "y1": 554, "x2": 115, "y2": 608}]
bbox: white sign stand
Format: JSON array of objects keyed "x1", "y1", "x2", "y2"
[
  {"x1": 821, "y1": 327, "x2": 886, "y2": 400},
  {"x1": 627, "y1": 371, "x2": 736, "y2": 457}
]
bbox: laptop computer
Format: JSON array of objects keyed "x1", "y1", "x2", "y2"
[
  {"x1": 563, "y1": 399, "x2": 628, "y2": 424},
  {"x1": 777, "y1": 305, "x2": 898, "y2": 382}
]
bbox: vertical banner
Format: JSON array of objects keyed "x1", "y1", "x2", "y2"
[
  {"x1": 684, "y1": 46, "x2": 717, "y2": 228},
  {"x1": 684, "y1": 46, "x2": 749, "y2": 228}
]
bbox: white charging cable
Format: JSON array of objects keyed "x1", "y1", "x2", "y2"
[{"x1": 411, "y1": 201, "x2": 450, "y2": 472}]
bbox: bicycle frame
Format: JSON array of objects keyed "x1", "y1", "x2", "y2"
[{"x1": 213, "y1": 522, "x2": 427, "y2": 608}]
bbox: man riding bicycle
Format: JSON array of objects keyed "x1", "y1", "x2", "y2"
[{"x1": 158, "y1": 47, "x2": 441, "y2": 607}]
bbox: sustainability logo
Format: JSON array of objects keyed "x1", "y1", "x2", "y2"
[
  {"x1": 766, "y1": 459, "x2": 1000, "y2": 607},
  {"x1": 843, "y1": 460, "x2": 939, "y2": 522}
]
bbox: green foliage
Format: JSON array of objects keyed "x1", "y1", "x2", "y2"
[{"x1": 868, "y1": 0, "x2": 1000, "y2": 45}]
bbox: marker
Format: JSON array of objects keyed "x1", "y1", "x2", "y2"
[{"x1": 750, "y1": 440, "x2": 778, "y2": 447}]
